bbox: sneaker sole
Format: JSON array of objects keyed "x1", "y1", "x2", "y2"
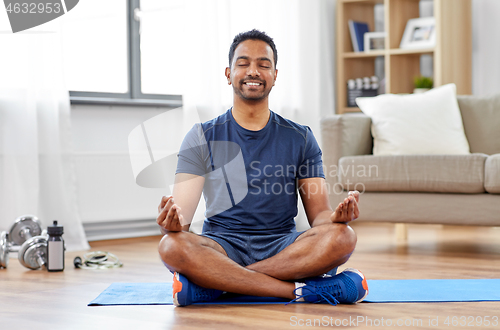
[
  {"x1": 173, "y1": 272, "x2": 183, "y2": 306},
  {"x1": 343, "y1": 268, "x2": 369, "y2": 303}
]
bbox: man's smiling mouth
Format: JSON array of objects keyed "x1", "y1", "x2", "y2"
[{"x1": 243, "y1": 81, "x2": 264, "y2": 87}]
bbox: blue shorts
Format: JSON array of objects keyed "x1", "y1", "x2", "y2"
[{"x1": 202, "y1": 230, "x2": 304, "y2": 267}]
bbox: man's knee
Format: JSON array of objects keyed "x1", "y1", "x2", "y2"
[
  {"x1": 324, "y1": 223, "x2": 357, "y2": 255},
  {"x1": 158, "y1": 232, "x2": 191, "y2": 271}
]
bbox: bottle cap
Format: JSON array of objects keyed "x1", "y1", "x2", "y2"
[{"x1": 47, "y1": 220, "x2": 64, "y2": 235}]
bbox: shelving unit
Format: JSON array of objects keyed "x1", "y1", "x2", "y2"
[{"x1": 336, "y1": 0, "x2": 471, "y2": 114}]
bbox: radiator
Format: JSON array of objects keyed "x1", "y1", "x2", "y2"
[{"x1": 82, "y1": 218, "x2": 161, "y2": 241}]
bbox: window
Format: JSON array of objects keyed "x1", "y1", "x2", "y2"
[{"x1": 62, "y1": 0, "x2": 183, "y2": 106}]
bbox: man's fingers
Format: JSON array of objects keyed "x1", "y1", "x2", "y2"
[
  {"x1": 344, "y1": 198, "x2": 350, "y2": 220},
  {"x1": 164, "y1": 204, "x2": 177, "y2": 228},
  {"x1": 348, "y1": 190, "x2": 360, "y2": 203},
  {"x1": 157, "y1": 200, "x2": 170, "y2": 226},
  {"x1": 161, "y1": 196, "x2": 172, "y2": 208},
  {"x1": 166, "y1": 197, "x2": 175, "y2": 208},
  {"x1": 158, "y1": 195, "x2": 173, "y2": 213},
  {"x1": 346, "y1": 194, "x2": 358, "y2": 219},
  {"x1": 165, "y1": 204, "x2": 182, "y2": 230},
  {"x1": 354, "y1": 207, "x2": 360, "y2": 219},
  {"x1": 351, "y1": 196, "x2": 359, "y2": 219},
  {"x1": 348, "y1": 197, "x2": 355, "y2": 220},
  {"x1": 332, "y1": 194, "x2": 360, "y2": 223},
  {"x1": 158, "y1": 200, "x2": 175, "y2": 227},
  {"x1": 160, "y1": 197, "x2": 175, "y2": 216},
  {"x1": 175, "y1": 206, "x2": 182, "y2": 223},
  {"x1": 157, "y1": 205, "x2": 170, "y2": 227},
  {"x1": 343, "y1": 198, "x2": 349, "y2": 214}
]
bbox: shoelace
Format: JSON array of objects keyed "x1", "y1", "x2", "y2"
[
  {"x1": 194, "y1": 287, "x2": 219, "y2": 301},
  {"x1": 286, "y1": 284, "x2": 342, "y2": 306}
]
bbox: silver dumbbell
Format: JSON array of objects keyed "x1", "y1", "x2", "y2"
[
  {"x1": 18, "y1": 233, "x2": 48, "y2": 270},
  {"x1": 0, "y1": 231, "x2": 49, "y2": 270},
  {"x1": 0, "y1": 215, "x2": 43, "y2": 268},
  {"x1": 9, "y1": 215, "x2": 42, "y2": 247},
  {"x1": 0, "y1": 231, "x2": 13, "y2": 268}
]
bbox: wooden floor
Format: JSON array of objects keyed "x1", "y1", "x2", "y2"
[{"x1": 1, "y1": 222, "x2": 500, "y2": 330}]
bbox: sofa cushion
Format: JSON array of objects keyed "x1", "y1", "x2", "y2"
[
  {"x1": 338, "y1": 154, "x2": 487, "y2": 193},
  {"x1": 458, "y1": 94, "x2": 500, "y2": 155},
  {"x1": 320, "y1": 114, "x2": 373, "y2": 167},
  {"x1": 355, "y1": 84, "x2": 470, "y2": 156},
  {"x1": 485, "y1": 154, "x2": 500, "y2": 194}
]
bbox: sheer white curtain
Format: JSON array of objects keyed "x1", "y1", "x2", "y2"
[
  {"x1": 181, "y1": 0, "x2": 336, "y2": 139},
  {"x1": 0, "y1": 20, "x2": 89, "y2": 251}
]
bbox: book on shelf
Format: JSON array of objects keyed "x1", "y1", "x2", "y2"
[{"x1": 348, "y1": 20, "x2": 369, "y2": 52}]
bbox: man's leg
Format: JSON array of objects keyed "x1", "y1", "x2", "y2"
[
  {"x1": 159, "y1": 222, "x2": 356, "y2": 297},
  {"x1": 159, "y1": 231, "x2": 296, "y2": 299},
  {"x1": 245, "y1": 223, "x2": 357, "y2": 281}
]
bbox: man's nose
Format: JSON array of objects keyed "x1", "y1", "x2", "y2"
[{"x1": 246, "y1": 63, "x2": 260, "y2": 76}]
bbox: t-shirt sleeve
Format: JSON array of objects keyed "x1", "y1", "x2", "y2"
[
  {"x1": 297, "y1": 127, "x2": 325, "y2": 179},
  {"x1": 175, "y1": 123, "x2": 209, "y2": 176}
]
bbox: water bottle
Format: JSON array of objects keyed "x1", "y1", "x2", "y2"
[{"x1": 47, "y1": 220, "x2": 64, "y2": 272}]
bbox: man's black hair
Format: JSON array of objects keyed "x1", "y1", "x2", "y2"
[{"x1": 228, "y1": 29, "x2": 278, "y2": 68}]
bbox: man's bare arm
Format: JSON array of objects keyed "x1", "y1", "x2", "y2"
[
  {"x1": 298, "y1": 177, "x2": 359, "y2": 227},
  {"x1": 157, "y1": 173, "x2": 205, "y2": 233}
]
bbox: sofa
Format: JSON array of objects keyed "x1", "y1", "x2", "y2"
[{"x1": 320, "y1": 93, "x2": 500, "y2": 230}]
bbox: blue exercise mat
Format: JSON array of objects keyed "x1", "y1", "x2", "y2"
[
  {"x1": 88, "y1": 279, "x2": 500, "y2": 306},
  {"x1": 88, "y1": 282, "x2": 289, "y2": 306},
  {"x1": 89, "y1": 283, "x2": 172, "y2": 306},
  {"x1": 364, "y1": 279, "x2": 500, "y2": 303}
]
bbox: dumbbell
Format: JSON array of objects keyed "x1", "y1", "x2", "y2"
[
  {"x1": 0, "y1": 231, "x2": 13, "y2": 268},
  {"x1": 12, "y1": 215, "x2": 48, "y2": 270},
  {"x1": 9, "y1": 215, "x2": 42, "y2": 247},
  {"x1": 18, "y1": 234, "x2": 48, "y2": 270},
  {"x1": 0, "y1": 231, "x2": 49, "y2": 270},
  {"x1": 0, "y1": 215, "x2": 43, "y2": 269}
]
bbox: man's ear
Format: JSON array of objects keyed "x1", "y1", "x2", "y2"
[
  {"x1": 273, "y1": 69, "x2": 278, "y2": 86},
  {"x1": 225, "y1": 67, "x2": 231, "y2": 85}
]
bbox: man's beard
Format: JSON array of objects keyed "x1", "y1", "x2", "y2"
[{"x1": 233, "y1": 79, "x2": 272, "y2": 101}]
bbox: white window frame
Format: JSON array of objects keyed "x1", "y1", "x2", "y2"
[{"x1": 70, "y1": 0, "x2": 182, "y2": 107}]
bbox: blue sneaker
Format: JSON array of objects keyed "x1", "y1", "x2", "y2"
[
  {"x1": 173, "y1": 272, "x2": 223, "y2": 306},
  {"x1": 291, "y1": 268, "x2": 368, "y2": 305}
]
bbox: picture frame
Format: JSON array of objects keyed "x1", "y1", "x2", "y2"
[
  {"x1": 400, "y1": 17, "x2": 436, "y2": 49},
  {"x1": 364, "y1": 32, "x2": 386, "y2": 52}
]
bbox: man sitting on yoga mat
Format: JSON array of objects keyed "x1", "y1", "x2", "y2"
[{"x1": 157, "y1": 29, "x2": 368, "y2": 306}]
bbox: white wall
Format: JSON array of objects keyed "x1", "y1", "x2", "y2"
[{"x1": 71, "y1": 105, "x2": 168, "y2": 225}]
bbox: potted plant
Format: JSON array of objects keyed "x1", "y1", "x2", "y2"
[{"x1": 413, "y1": 76, "x2": 433, "y2": 93}]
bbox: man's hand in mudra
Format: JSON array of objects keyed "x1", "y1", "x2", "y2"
[{"x1": 330, "y1": 191, "x2": 360, "y2": 223}]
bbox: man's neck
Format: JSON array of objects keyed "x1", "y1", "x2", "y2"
[{"x1": 231, "y1": 99, "x2": 270, "y2": 131}]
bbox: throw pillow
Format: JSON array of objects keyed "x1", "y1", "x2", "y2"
[{"x1": 356, "y1": 83, "x2": 470, "y2": 155}]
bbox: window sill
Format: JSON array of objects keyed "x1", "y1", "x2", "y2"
[{"x1": 70, "y1": 96, "x2": 182, "y2": 108}]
